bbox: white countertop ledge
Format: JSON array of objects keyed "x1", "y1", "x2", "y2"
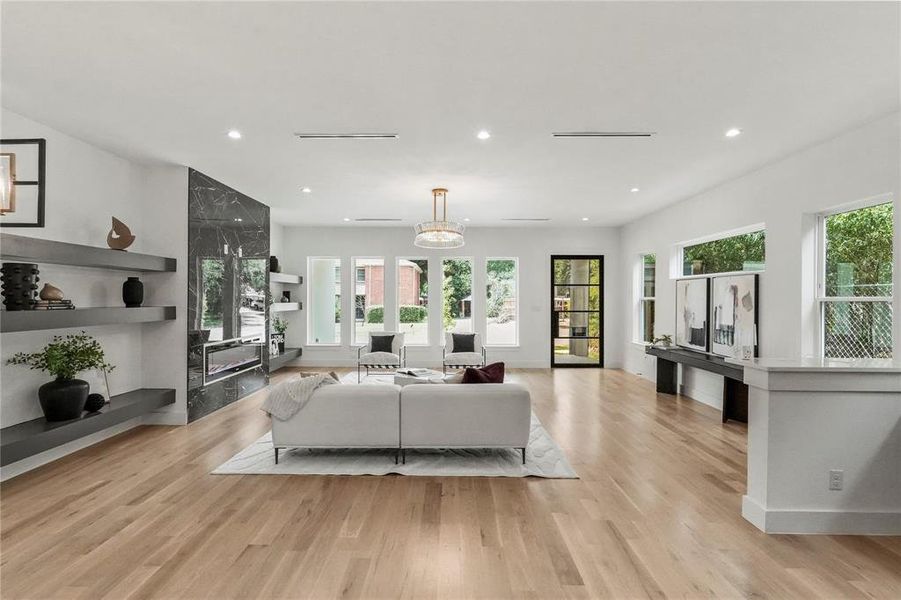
[{"x1": 726, "y1": 357, "x2": 901, "y2": 373}]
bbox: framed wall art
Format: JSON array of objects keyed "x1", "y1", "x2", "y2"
[
  {"x1": 675, "y1": 278, "x2": 709, "y2": 351},
  {"x1": 711, "y1": 273, "x2": 759, "y2": 358},
  {"x1": 0, "y1": 138, "x2": 46, "y2": 228}
]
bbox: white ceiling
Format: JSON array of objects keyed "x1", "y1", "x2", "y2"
[{"x1": 2, "y1": 2, "x2": 898, "y2": 227}]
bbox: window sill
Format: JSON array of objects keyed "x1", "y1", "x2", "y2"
[{"x1": 631, "y1": 341, "x2": 652, "y2": 348}]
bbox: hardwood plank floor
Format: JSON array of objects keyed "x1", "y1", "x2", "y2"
[{"x1": 2, "y1": 368, "x2": 899, "y2": 599}]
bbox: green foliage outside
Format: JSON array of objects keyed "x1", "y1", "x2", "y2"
[
  {"x1": 443, "y1": 258, "x2": 472, "y2": 328},
  {"x1": 201, "y1": 258, "x2": 224, "y2": 328},
  {"x1": 366, "y1": 305, "x2": 384, "y2": 324},
  {"x1": 682, "y1": 231, "x2": 765, "y2": 275},
  {"x1": 553, "y1": 259, "x2": 600, "y2": 285},
  {"x1": 7, "y1": 332, "x2": 115, "y2": 380},
  {"x1": 825, "y1": 202, "x2": 893, "y2": 296},
  {"x1": 486, "y1": 260, "x2": 516, "y2": 320},
  {"x1": 400, "y1": 305, "x2": 428, "y2": 323}
]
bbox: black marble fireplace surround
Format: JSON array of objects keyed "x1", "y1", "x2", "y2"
[{"x1": 187, "y1": 169, "x2": 270, "y2": 422}]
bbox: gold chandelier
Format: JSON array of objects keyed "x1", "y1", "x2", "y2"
[{"x1": 413, "y1": 188, "x2": 465, "y2": 248}]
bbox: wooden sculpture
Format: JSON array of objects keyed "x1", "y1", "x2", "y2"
[{"x1": 106, "y1": 216, "x2": 136, "y2": 251}]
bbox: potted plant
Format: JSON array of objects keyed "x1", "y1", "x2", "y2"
[
  {"x1": 652, "y1": 334, "x2": 673, "y2": 348},
  {"x1": 7, "y1": 332, "x2": 114, "y2": 421},
  {"x1": 271, "y1": 316, "x2": 288, "y2": 353}
]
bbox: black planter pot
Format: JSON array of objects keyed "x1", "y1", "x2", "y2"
[
  {"x1": 269, "y1": 255, "x2": 280, "y2": 273},
  {"x1": 122, "y1": 276, "x2": 144, "y2": 307},
  {"x1": 38, "y1": 378, "x2": 89, "y2": 421}
]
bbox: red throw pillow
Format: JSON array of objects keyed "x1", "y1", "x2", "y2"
[{"x1": 462, "y1": 362, "x2": 505, "y2": 384}]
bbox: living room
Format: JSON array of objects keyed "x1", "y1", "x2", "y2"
[{"x1": 0, "y1": 2, "x2": 899, "y2": 599}]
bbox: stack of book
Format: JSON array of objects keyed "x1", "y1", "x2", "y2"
[{"x1": 33, "y1": 299, "x2": 75, "y2": 310}]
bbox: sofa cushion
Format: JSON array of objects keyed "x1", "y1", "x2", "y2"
[
  {"x1": 462, "y1": 362, "x2": 505, "y2": 384},
  {"x1": 360, "y1": 351, "x2": 400, "y2": 365},
  {"x1": 444, "y1": 351, "x2": 483, "y2": 366},
  {"x1": 370, "y1": 334, "x2": 395, "y2": 353},
  {"x1": 452, "y1": 333, "x2": 476, "y2": 353}
]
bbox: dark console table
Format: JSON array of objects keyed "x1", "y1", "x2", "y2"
[{"x1": 645, "y1": 346, "x2": 748, "y2": 423}]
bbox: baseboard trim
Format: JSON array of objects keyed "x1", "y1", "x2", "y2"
[{"x1": 742, "y1": 495, "x2": 901, "y2": 535}]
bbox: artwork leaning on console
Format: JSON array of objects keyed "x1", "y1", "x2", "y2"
[
  {"x1": 675, "y1": 278, "x2": 709, "y2": 351},
  {"x1": 711, "y1": 273, "x2": 758, "y2": 359}
]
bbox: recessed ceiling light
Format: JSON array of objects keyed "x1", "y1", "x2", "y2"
[
  {"x1": 301, "y1": 187, "x2": 312, "y2": 193},
  {"x1": 233, "y1": 217, "x2": 243, "y2": 222},
  {"x1": 581, "y1": 217, "x2": 589, "y2": 222},
  {"x1": 463, "y1": 217, "x2": 471, "y2": 222},
  {"x1": 725, "y1": 128, "x2": 742, "y2": 138},
  {"x1": 630, "y1": 187, "x2": 640, "y2": 193},
  {"x1": 477, "y1": 130, "x2": 491, "y2": 140},
  {"x1": 343, "y1": 217, "x2": 350, "y2": 222},
  {"x1": 227, "y1": 130, "x2": 242, "y2": 139}
]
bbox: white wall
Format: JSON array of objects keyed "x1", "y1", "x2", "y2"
[
  {"x1": 0, "y1": 109, "x2": 188, "y2": 478},
  {"x1": 276, "y1": 225, "x2": 621, "y2": 368},
  {"x1": 620, "y1": 112, "x2": 901, "y2": 408}
]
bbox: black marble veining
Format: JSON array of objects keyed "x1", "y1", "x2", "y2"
[{"x1": 187, "y1": 169, "x2": 270, "y2": 422}]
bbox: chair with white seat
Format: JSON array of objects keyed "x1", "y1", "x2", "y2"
[
  {"x1": 357, "y1": 331, "x2": 406, "y2": 383},
  {"x1": 442, "y1": 332, "x2": 487, "y2": 374}
]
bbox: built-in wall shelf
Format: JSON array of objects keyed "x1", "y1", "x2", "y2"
[
  {"x1": 0, "y1": 388, "x2": 176, "y2": 466},
  {"x1": 270, "y1": 272, "x2": 302, "y2": 285},
  {"x1": 0, "y1": 233, "x2": 177, "y2": 272},
  {"x1": 269, "y1": 347, "x2": 302, "y2": 372},
  {"x1": 1, "y1": 306, "x2": 177, "y2": 333},
  {"x1": 270, "y1": 302, "x2": 301, "y2": 313}
]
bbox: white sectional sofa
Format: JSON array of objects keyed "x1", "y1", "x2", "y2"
[
  {"x1": 269, "y1": 380, "x2": 531, "y2": 464},
  {"x1": 270, "y1": 383, "x2": 400, "y2": 464},
  {"x1": 400, "y1": 383, "x2": 531, "y2": 463}
]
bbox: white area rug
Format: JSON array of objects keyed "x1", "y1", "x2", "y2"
[{"x1": 213, "y1": 412, "x2": 577, "y2": 478}]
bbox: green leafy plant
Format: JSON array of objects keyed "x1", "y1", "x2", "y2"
[
  {"x1": 271, "y1": 316, "x2": 288, "y2": 335},
  {"x1": 7, "y1": 332, "x2": 115, "y2": 380},
  {"x1": 652, "y1": 334, "x2": 673, "y2": 347}
]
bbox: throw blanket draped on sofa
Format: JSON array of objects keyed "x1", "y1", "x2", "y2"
[{"x1": 262, "y1": 373, "x2": 337, "y2": 421}]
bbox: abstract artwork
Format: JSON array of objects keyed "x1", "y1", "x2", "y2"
[
  {"x1": 711, "y1": 274, "x2": 758, "y2": 358},
  {"x1": 675, "y1": 278, "x2": 709, "y2": 351}
]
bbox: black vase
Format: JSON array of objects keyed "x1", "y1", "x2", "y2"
[
  {"x1": 269, "y1": 255, "x2": 280, "y2": 273},
  {"x1": 38, "y1": 378, "x2": 89, "y2": 421},
  {"x1": 122, "y1": 276, "x2": 144, "y2": 307},
  {"x1": 0, "y1": 262, "x2": 40, "y2": 311}
]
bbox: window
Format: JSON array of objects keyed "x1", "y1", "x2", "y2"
[
  {"x1": 682, "y1": 230, "x2": 765, "y2": 276},
  {"x1": 443, "y1": 258, "x2": 472, "y2": 336},
  {"x1": 352, "y1": 257, "x2": 384, "y2": 345},
  {"x1": 398, "y1": 258, "x2": 429, "y2": 345},
  {"x1": 486, "y1": 258, "x2": 518, "y2": 345},
  {"x1": 638, "y1": 253, "x2": 656, "y2": 343},
  {"x1": 308, "y1": 257, "x2": 341, "y2": 344},
  {"x1": 819, "y1": 201, "x2": 893, "y2": 358}
]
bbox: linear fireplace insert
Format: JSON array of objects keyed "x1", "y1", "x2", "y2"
[{"x1": 203, "y1": 336, "x2": 263, "y2": 386}]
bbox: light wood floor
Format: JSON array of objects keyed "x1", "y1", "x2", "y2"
[{"x1": 2, "y1": 368, "x2": 900, "y2": 599}]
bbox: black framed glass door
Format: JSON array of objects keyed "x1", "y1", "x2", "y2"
[{"x1": 551, "y1": 255, "x2": 603, "y2": 367}]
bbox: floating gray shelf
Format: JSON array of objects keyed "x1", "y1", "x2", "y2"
[
  {"x1": 270, "y1": 302, "x2": 301, "y2": 313},
  {"x1": 270, "y1": 272, "x2": 302, "y2": 284},
  {"x1": 0, "y1": 388, "x2": 176, "y2": 466},
  {"x1": 0, "y1": 233, "x2": 177, "y2": 272},
  {"x1": 269, "y1": 347, "x2": 302, "y2": 372},
  {"x1": 0, "y1": 306, "x2": 176, "y2": 333}
]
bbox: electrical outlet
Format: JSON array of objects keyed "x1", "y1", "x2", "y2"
[{"x1": 829, "y1": 469, "x2": 844, "y2": 491}]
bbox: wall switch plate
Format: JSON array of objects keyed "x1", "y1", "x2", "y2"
[{"x1": 829, "y1": 469, "x2": 844, "y2": 491}]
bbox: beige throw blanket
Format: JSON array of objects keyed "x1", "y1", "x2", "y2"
[{"x1": 262, "y1": 373, "x2": 338, "y2": 421}]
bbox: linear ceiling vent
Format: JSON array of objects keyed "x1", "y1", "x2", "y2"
[
  {"x1": 294, "y1": 133, "x2": 399, "y2": 139},
  {"x1": 354, "y1": 218, "x2": 403, "y2": 222},
  {"x1": 502, "y1": 218, "x2": 551, "y2": 222},
  {"x1": 551, "y1": 131, "x2": 655, "y2": 138}
]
